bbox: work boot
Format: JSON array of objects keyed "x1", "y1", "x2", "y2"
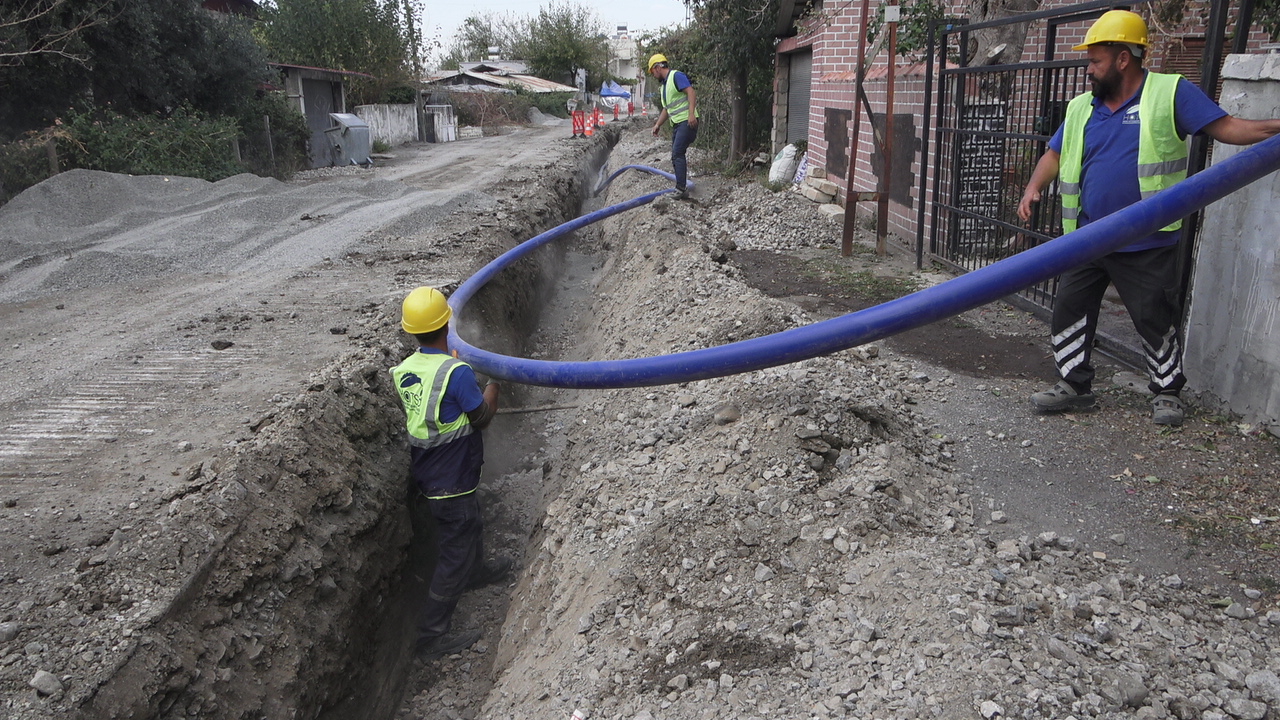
[
  {"x1": 1030, "y1": 380, "x2": 1095, "y2": 412},
  {"x1": 467, "y1": 555, "x2": 513, "y2": 590},
  {"x1": 415, "y1": 629, "x2": 481, "y2": 662},
  {"x1": 1151, "y1": 394, "x2": 1184, "y2": 426}
]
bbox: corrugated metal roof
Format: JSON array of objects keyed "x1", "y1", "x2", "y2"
[
  {"x1": 425, "y1": 70, "x2": 576, "y2": 93},
  {"x1": 269, "y1": 62, "x2": 375, "y2": 80}
]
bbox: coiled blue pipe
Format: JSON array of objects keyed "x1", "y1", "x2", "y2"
[{"x1": 450, "y1": 137, "x2": 1280, "y2": 389}]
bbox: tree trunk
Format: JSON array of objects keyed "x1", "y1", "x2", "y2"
[
  {"x1": 730, "y1": 65, "x2": 749, "y2": 160},
  {"x1": 965, "y1": 0, "x2": 1045, "y2": 67}
]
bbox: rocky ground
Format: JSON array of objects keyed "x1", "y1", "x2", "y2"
[
  {"x1": 399, "y1": 130, "x2": 1280, "y2": 720},
  {"x1": 2, "y1": 121, "x2": 1277, "y2": 720}
]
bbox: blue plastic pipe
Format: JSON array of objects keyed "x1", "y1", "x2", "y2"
[{"x1": 450, "y1": 137, "x2": 1280, "y2": 389}]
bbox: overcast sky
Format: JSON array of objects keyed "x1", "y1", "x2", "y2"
[{"x1": 419, "y1": 0, "x2": 690, "y2": 58}]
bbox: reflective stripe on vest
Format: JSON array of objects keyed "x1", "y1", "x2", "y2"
[
  {"x1": 662, "y1": 71, "x2": 696, "y2": 125},
  {"x1": 1058, "y1": 71, "x2": 1186, "y2": 234},
  {"x1": 390, "y1": 352, "x2": 475, "y2": 450}
]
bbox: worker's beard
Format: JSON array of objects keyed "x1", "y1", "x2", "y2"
[{"x1": 1089, "y1": 66, "x2": 1122, "y2": 101}]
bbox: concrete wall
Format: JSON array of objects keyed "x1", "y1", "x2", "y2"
[
  {"x1": 1185, "y1": 53, "x2": 1280, "y2": 432},
  {"x1": 354, "y1": 104, "x2": 418, "y2": 147}
]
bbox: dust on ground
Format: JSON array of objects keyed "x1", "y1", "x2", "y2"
[{"x1": 2, "y1": 120, "x2": 1279, "y2": 720}]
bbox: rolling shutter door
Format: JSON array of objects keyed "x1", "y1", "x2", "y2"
[{"x1": 787, "y1": 50, "x2": 813, "y2": 144}]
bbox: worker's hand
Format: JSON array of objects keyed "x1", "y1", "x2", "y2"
[
  {"x1": 1017, "y1": 188, "x2": 1041, "y2": 222},
  {"x1": 651, "y1": 123, "x2": 660, "y2": 137},
  {"x1": 688, "y1": 116, "x2": 699, "y2": 129}
]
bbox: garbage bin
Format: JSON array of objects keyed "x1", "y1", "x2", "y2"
[{"x1": 324, "y1": 113, "x2": 372, "y2": 166}]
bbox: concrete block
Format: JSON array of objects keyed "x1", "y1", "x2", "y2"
[
  {"x1": 808, "y1": 166, "x2": 827, "y2": 179},
  {"x1": 817, "y1": 203, "x2": 845, "y2": 219},
  {"x1": 458, "y1": 126, "x2": 483, "y2": 140},
  {"x1": 1222, "y1": 53, "x2": 1280, "y2": 82},
  {"x1": 805, "y1": 177, "x2": 840, "y2": 196},
  {"x1": 802, "y1": 185, "x2": 835, "y2": 203}
]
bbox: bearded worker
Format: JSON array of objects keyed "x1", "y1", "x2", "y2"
[{"x1": 1017, "y1": 9, "x2": 1280, "y2": 426}]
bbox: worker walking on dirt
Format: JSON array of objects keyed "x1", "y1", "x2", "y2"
[
  {"x1": 391, "y1": 286, "x2": 513, "y2": 661},
  {"x1": 649, "y1": 53, "x2": 699, "y2": 198},
  {"x1": 1017, "y1": 9, "x2": 1280, "y2": 426}
]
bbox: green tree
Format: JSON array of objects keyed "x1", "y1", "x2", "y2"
[
  {"x1": 509, "y1": 2, "x2": 607, "y2": 86},
  {"x1": 0, "y1": 0, "x2": 271, "y2": 140},
  {"x1": 665, "y1": 0, "x2": 780, "y2": 161},
  {"x1": 258, "y1": 0, "x2": 421, "y2": 101},
  {"x1": 437, "y1": 12, "x2": 518, "y2": 70}
]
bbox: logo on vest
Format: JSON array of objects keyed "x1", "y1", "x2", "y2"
[
  {"x1": 1123, "y1": 106, "x2": 1141, "y2": 125},
  {"x1": 398, "y1": 373, "x2": 424, "y2": 413}
]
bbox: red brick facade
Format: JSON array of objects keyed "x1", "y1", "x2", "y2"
[{"x1": 775, "y1": 0, "x2": 1275, "y2": 246}]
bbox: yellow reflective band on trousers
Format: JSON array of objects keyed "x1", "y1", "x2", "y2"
[
  {"x1": 390, "y1": 352, "x2": 475, "y2": 450},
  {"x1": 661, "y1": 71, "x2": 697, "y2": 125},
  {"x1": 1058, "y1": 72, "x2": 1187, "y2": 234}
]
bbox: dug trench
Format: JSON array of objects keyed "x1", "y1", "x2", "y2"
[
  {"x1": 4, "y1": 123, "x2": 1278, "y2": 720},
  {"x1": 0, "y1": 129, "x2": 619, "y2": 719}
]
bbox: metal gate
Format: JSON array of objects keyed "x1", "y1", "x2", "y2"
[{"x1": 914, "y1": 0, "x2": 1231, "y2": 313}]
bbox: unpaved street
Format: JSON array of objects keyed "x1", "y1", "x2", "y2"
[
  {"x1": 0, "y1": 123, "x2": 594, "y2": 718},
  {"x1": 2, "y1": 121, "x2": 1278, "y2": 720}
]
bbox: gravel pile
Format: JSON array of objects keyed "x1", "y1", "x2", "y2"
[{"x1": 404, "y1": 132, "x2": 1279, "y2": 720}]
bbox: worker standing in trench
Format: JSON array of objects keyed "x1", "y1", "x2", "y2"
[
  {"x1": 649, "y1": 52, "x2": 699, "y2": 198},
  {"x1": 1017, "y1": 10, "x2": 1280, "y2": 426},
  {"x1": 391, "y1": 286, "x2": 513, "y2": 661}
]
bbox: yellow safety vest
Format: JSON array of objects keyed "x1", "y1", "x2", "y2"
[
  {"x1": 390, "y1": 351, "x2": 475, "y2": 450},
  {"x1": 1059, "y1": 71, "x2": 1187, "y2": 233},
  {"x1": 662, "y1": 71, "x2": 698, "y2": 125}
]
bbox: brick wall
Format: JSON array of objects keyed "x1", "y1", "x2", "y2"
[{"x1": 777, "y1": 0, "x2": 1278, "y2": 249}]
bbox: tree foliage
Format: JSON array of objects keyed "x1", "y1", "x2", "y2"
[
  {"x1": 0, "y1": 0, "x2": 271, "y2": 140},
  {"x1": 1260, "y1": 0, "x2": 1280, "y2": 39},
  {"x1": 439, "y1": 2, "x2": 606, "y2": 86},
  {"x1": 511, "y1": 2, "x2": 607, "y2": 86},
  {"x1": 257, "y1": 0, "x2": 424, "y2": 100},
  {"x1": 650, "y1": 0, "x2": 780, "y2": 161},
  {"x1": 438, "y1": 12, "x2": 518, "y2": 70}
]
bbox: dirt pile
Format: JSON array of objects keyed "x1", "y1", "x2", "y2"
[
  {"x1": 404, "y1": 131, "x2": 1280, "y2": 720},
  {"x1": 0, "y1": 127, "x2": 609, "y2": 719}
]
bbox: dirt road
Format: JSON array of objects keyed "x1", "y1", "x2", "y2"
[
  {"x1": 3, "y1": 121, "x2": 1278, "y2": 720},
  {"x1": 0, "y1": 123, "x2": 595, "y2": 718}
]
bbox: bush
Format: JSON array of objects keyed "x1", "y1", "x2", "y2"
[
  {"x1": 233, "y1": 91, "x2": 312, "y2": 179},
  {"x1": 60, "y1": 106, "x2": 243, "y2": 181},
  {"x1": 0, "y1": 130, "x2": 62, "y2": 204},
  {"x1": 515, "y1": 88, "x2": 573, "y2": 119},
  {"x1": 448, "y1": 90, "x2": 529, "y2": 128}
]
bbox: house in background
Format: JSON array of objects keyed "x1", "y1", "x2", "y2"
[{"x1": 424, "y1": 65, "x2": 578, "y2": 94}]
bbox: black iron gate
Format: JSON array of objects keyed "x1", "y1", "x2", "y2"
[{"x1": 914, "y1": 0, "x2": 1231, "y2": 314}]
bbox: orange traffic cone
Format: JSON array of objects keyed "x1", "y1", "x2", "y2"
[{"x1": 585, "y1": 120, "x2": 593, "y2": 137}]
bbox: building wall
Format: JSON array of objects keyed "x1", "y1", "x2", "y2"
[
  {"x1": 353, "y1": 104, "x2": 418, "y2": 147},
  {"x1": 1184, "y1": 53, "x2": 1280, "y2": 432},
  {"x1": 777, "y1": 0, "x2": 1277, "y2": 247}
]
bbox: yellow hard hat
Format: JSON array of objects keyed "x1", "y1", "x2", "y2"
[
  {"x1": 1073, "y1": 10, "x2": 1149, "y2": 50},
  {"x1": 401, "y1": 286, "x2": 452, "y2": 334},
  {"x1": 647, "y1": 53, "x2": 668, "y2": 72}
]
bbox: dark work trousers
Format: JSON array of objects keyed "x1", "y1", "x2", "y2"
[
  {"x1": 671, "y1": 120, "x2": 698, "y2": 191},
  {"x1": 1050, "y1": 243, "x2": 1186, "y2": 396},
  {"x1": 409, "y1": 490, "x2": 484, "y2": 643}
]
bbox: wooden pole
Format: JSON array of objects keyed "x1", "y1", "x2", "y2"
[
  {"x1": 840, "y1": 0, "x2": 874, "y2": 257},
  {"x1": 877, "y1": 1, "x2": 899, "y2": 257}
]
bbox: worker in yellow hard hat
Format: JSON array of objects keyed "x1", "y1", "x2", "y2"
[
  {"x1": 648, "y1": 52, "x2": 700, "y2": 198},
  {"x1": 1017, "y1": 9, "x2": 1280, "y2": 426},
  {"x1": 390, "y1": 286, "x2": 511, "y2": 661}
]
